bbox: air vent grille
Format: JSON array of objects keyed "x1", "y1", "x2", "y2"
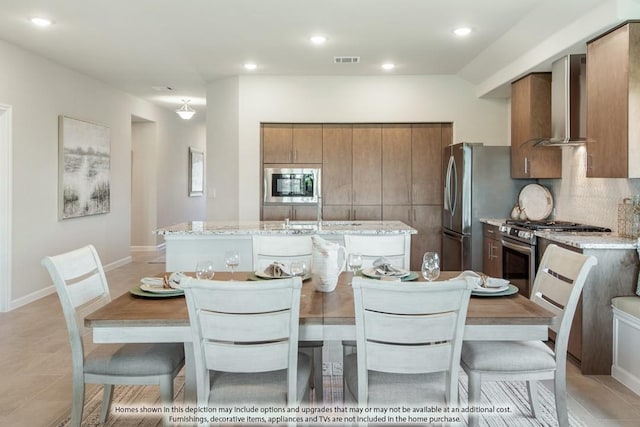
[{"x1": 334, "y1": 56, "x2": 360, "y2": 64}]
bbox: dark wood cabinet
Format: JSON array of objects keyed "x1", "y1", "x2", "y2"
[
  {"x1": 482, "y1": 224, "x2": 502, "y2": 278},
  {"x1": 510, "y1": 73, "x2": 562, "y2": 178},
  {"x1": 382, "y1": 124, "x2": 412, "y2": 205},
  {"x1": 322, "y1": 125, "x2": 353, "y2": 205},
  {"x1": 352, "y1": 125, "x2": 382, "y2": 206},
  {"x1": 587, "y1": 22, "x2": 640, "y2": 178},
  {"x1": 262, "y1": 205, "x2": 317, "y2": 221},
  {"x1": 262, "y1": 123, "x2": 322, "y2": 164}
]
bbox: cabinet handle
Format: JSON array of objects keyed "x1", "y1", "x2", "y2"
[
  {"x1": 294, "y1": 149, "x2": 297, "y2": 162},
  {"x1": 587, "y1": 154, "x2": 593, "y2": 172},
  {"x1": 488, "y1": 242, "x2": 493, "y2": 259},
  {"x1": 524, "y1": 157, "x2": 528, "y2": 175},
  {"x1": 353, "y1": 209, "x2": 357, "y2": 219},
  {"x1": 413, "y1": 208, "x2": 416, "y2": 222},
  {"x1": 293, "y1": 208, "x2": 297, "y2": 220},
  {"x1": 487, "y1": 229, "x2": 494, "y2": 235}
]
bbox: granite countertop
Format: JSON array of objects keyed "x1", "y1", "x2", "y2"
[
  {"x1": 479, "y1": 218, "x2": 638, "y2": 250},
  {"x1": 155, "y1": 220, "x2": 417, "y2": 236}
]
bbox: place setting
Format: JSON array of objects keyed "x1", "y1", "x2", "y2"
[
  {"x1": 249, "y1": 260, "x2": 312, "y2": 281},
  {"x1": 353, "y1": 254, "x2": 419, "y2": 282},
  {"x1": 130, "y1": 272, "x2": 187, "y2": 298}
]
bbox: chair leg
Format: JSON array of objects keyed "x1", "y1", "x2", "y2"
[
  {"x1": 159, "y1": 375, "x2": 175, "y2": 427},
  {"x1": 554, "y1": 373, "x2": 569, "y2": 427},
  {"x1": 99, "y1": 384, "x2": 114, "y2": 423},
  {"x1": 467, "y1": 371, "x2": 481, "y2": 427},
  {"x1": 70, "y1": 378, "x2": 85, "y2": 427},
  {"x1": 312, "y1": 346, "x2": 323, "y2": 405},
  {"x1": 527, "y1": 380, "x2": 541, "y2": 418}
]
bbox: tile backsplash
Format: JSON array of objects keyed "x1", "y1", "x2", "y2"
[{"x1": 539, "y1": 146, "x2": 640, "y2": 233}]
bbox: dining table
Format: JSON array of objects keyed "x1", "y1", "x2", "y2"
[{"x1": 85, "y1": 271, "x2": 555, "y2": 402}]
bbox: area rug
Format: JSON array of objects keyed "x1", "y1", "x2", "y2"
[{"x1": 54, "y1": 363, "x2": 585, "y2": 426}]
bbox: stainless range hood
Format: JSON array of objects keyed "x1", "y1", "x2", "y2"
[{"x1": 534, "y1": 54, "x2": 587, "y2": 147}]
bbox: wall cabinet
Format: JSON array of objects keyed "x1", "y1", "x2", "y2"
[
  {"x1": 262, "y1": 205, "x2": 317, "y2": 221},
  {"x1": 262, "y1": 124, "x2": 323, "y2": 164},
  {"x1": 482, "y1": 224, "x2": 502, "y2": 278},
  {"x1": 510, "y1": 73, "x2": 562, "y2": 178},
  {"x1": 587, "y1": 22, "x2": 640, "y2": 178}
]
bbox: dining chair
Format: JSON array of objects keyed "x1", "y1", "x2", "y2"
[
  {"x1": 181, "y1": 276, "x2": 311, "y2": 415},
  {"x1": 251, "y1": 234, "x2": 323, "y2": 401},
  {"x1": 461, "y1": 244, "x2": 597, "y2": 427},
  {"x1": 343, "y1": 234, "x2": 409, "y2": 269},
  {"x1": 42, "y1": 245, "x2": 185, "y2": 427},
  {"x1": 343, "y1": 276, "x2": 476, "y2": 415}
]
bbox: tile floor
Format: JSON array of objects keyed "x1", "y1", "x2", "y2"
[{"x1": 1, "y1": 250, "x2": 639, "y2": 426}]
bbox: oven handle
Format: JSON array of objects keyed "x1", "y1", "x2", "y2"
[{"x1": 501, "y1": 239, "x2": 533, "y2": 255}]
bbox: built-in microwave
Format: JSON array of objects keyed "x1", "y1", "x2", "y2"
[{"x1": 264, "y1": 167, "x2": 321, "y2": 203}]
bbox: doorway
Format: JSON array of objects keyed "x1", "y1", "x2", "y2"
[{"x1": 0, "y1": 104, "x2": 12, "y2": 312}]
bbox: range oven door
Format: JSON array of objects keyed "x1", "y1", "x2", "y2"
[{"x1": 501, "y1": 237, "x2": 536, "y2": 298}]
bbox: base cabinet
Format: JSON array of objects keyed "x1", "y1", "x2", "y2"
[
  {"x1": 262, "y1": 205, "x2": 317, "y2": 221},
  {"x1": 482, "y1": 224, "x2": 502, "y2": 278}
]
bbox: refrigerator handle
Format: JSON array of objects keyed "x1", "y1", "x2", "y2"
[
  {"x1": 444, "y1": 155, "x2": 454, "y2": 211},
  {"x1": 451, "y1": 156, "x2": 458, "y2": 216}
]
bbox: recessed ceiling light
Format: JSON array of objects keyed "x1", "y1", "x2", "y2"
[
  {"x1": 382, "y1": 63, "x2": 395, "y2": 71},
  {"x1": 244, "y1": 63, "x2": 257, "y2": 70},
  {"x1": 30, "y1": 17, "x2": 53, "y2": 27},
  {"x1": 454, "y1": 27, "x2": 472, "y2": 37},
  {"x1": 310, "y1": 35, "x2": 327, "y2": 45}
]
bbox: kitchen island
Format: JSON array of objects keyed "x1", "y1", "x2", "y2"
[{"x1": 155, "y1": 220, "x2": 417, "y2": 272}]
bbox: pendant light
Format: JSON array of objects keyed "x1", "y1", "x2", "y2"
[{"x1": 176, "y1": 99, "x2": 196, "y2": 120}]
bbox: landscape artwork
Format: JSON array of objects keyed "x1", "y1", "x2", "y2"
[
  {"x1": 59, "y1": 115, "x2": 111, "y2": 219},
  {"x1": 189, "y1": 147, "x2": 204, "y2": 197}
]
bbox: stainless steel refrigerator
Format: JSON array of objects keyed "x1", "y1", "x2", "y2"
[{"x1": 442, "y1": 143, "x2": 532, "y2": 272}]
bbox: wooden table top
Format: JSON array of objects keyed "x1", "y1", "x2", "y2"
[{"x1": 85, "y1": 271, "x2": 554, "y2": 328}]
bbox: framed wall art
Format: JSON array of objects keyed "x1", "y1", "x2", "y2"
[
  {"x1": 189, "y1": 147, "x2": 204, "y2": 197},
  {"x1": 58, "y1": 115, "x2": 111, "y2": 219}
]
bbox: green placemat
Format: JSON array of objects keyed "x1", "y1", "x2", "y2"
[
  {"x1": 129, "y1": 285, "x2": 184, "y2": 298},
  {"x1": 356, "y1": 270, "x2": 419, "y2": 282}
]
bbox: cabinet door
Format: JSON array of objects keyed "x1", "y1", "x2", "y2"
[
  {"x1": 352, "y1": 205, "x2": 382, "y2": 221},
  {"x1": 323, "y1": 205, "x2": 352, "y2": 221},
  {"x1": 510, "y1": 74, "x2": 561, "y2": 178},
  {"x1": 410, "y1": 205, "x2": 441, "y2": 270},
  {"x1": 382, "y1": 124, "x2": 411, "y2": 205},
  {"x1": 382, "y1": 204, "x2": 412, "y2": 224},
  {"x1": 262, "y1": 205, "x2": 292, "y2": 221},
  {"x1": 412, "y1": 124, "x2": 443, "y2": 205},
  {"x1": 292, "y1": 205, "x2": 317, "y2": 221},
  {"x1": 482, "y1": 236, "x2": 502, "y2": 278},
  {"x1": 263, "y1": 124, "x2": 293, "y2": 163},
  {"x1": 352, "y1": 125, "x2": 382, "y2": 205},
  {"x1": 322, "y1": 125, "x2": 353, "y2": 205},
  {"x1": 587, "y1": 24, "x2": 630, "y2": 178},
  {"x1": 293, "y1": 124, "x2": 323, "y2": 163}
]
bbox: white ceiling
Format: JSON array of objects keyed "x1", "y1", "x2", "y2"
[{"x1": 0, "y1": 0, "x2": 620, "y2": 116}]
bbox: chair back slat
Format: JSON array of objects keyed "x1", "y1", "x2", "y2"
[
  {"x1": 187, "y1": 282, "x2": 295, "y2": 313},
  {"x1": 360, "y1": 286, "x2": 469, "y2": 315},
  {"x1": 198, "y1": 310, "x2": 291, "y2": 342},
  {"x1": 344, "y1": 235, "x2": 408, "y2": 269},
  {"x1": 252, "y1": 235, "x2": 313, "y2": 272},
  {"x1": 204, "y1": 341, "x2": 289, "y2": 373},
  {"x1": 366, "y1": 341, "x2": 452, "y2": 374},
  {"x1": 364, "y1": 310, "x2": 457, "y2": 343}
]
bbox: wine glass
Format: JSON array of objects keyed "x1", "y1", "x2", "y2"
[
  {"x1": 224, "y1": 251, "x2": 240, "y2": 280},
  {"x1": 290, "y1": 260, "x2": 307, "y2": 278},
  {"x1": 195, "y1": 260, "x2": 215, "y2": 280},
  {"x1": 348, "y1": 253, "x2": 363, "y2": 274},
  {"x1": 421, "y1": 252, "x2": 440, "y2": 281}
]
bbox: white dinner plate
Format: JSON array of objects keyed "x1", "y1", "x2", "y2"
[
  {"x1": 362, "y1": 267, "x2": 410, "y2": 279},
  {"x1": 473, "y1": 285, "x2": 510, "y2": 294},
  {"x1": 519, "y1": 184, "x2": 553, "y2": 221},
  {"x1": 140, "y1": 284, "x2": 183, "y2": 294}
]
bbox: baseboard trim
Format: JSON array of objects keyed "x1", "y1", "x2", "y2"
[
  {"x1": 130, "y1": 243, "x2": 166, "y2": 252},
  {"x1": 9, "y1": 255, "x2": 132, "y2": 311},
  {"x1": 612, "y1": 365, "x2": 640, "y2": 396}
]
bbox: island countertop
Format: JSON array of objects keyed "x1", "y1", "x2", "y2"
[{"x1": 155, "y1": 220, "x2": 417, "y2": 236}]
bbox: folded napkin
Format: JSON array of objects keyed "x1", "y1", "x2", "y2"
[
  {"x1": 448, "y1": 271, "x2": 510, "y2": 289},
  {"x1": 484, "y1": 277, "x2": 510, "y2": 288},
  {"x1": 264, "y1": 262, "x2": 291, "y2": 278},
  {"x1": 141, "y1": 277, "x2": 164, "y2": 286},
  {"x1": 372, "y1": 257, "x2": 406, "y2": 277},
  {"x1": 167, "y1": 271, "x2": 187, "y2": 289},
  {"x1": 448, "y1": 270, "x2": 483, "y2": 287}
]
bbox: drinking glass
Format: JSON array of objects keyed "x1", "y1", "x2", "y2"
[
  {"x1": 195, "y1": 260, "x2": 215, "y2": 280},
  {"x1": 224, "y1": 251, "x2": 240, "y2": 280},
  {"x1": 290, "y1": 260, "x2": 307, "y2": 277},
  {"x1": 348, "y1": 253, "x2": 363, "y2": 274},
  {"x1": 421, "y1": 252, "x2": 440, "y2": 281}
]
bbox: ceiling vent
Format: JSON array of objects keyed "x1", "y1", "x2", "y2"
[{"x1": 334, "y1": 56, "x2": 360, "y2": 64}]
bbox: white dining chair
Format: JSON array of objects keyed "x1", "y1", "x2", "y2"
[
  {"x1": 182, "y1": 276, "x2": 311, "y2": 416},
  {"x1": 343, "y1": 276, "x2": 476, "y2": 415},
  {"x1": 42, "y1": 245, "x2": 185, "y2": 427},
  {"x1": 461, "y1": 244, "x2": 597, "y2": 427},
  {"x1": 251, "y1": 234, "x2": 323, "y2": 401},
  {"x1": 343, "y1": 234, "x2": 409, "y2": 269}
]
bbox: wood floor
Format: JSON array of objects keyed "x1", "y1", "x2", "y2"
[{"x1": 1, "y1": 249, "x2": 639, "y2": 426}]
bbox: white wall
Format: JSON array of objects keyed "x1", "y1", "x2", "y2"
[
  {"x1": 131, "y1": 121, "x2": 158, "y2": 248},
  {"x1": 0, "y1": 39, "x2": 205, "y2": 307},
  {"x1": 206, "y1": 75, "x2": 510, "y2": 221}
]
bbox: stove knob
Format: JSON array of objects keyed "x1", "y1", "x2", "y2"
[
  {"x1": 499, "y1": 225, "x2": 507, "y2": 233},
  {"x1": 520, "y1": 231, "x2": 532, "y2": 239}
]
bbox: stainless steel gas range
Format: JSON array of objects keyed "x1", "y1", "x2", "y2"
[{"x1": 498, "y1": 220, "x2": 611, "y2": 297}]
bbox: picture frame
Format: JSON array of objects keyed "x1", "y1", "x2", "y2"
[
  {"x1": 189, "y1": 147, "x2": 204, "y2": 197},
  {"x1": 59, "y1": 115, "x2": 111, "y2": 219}
]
